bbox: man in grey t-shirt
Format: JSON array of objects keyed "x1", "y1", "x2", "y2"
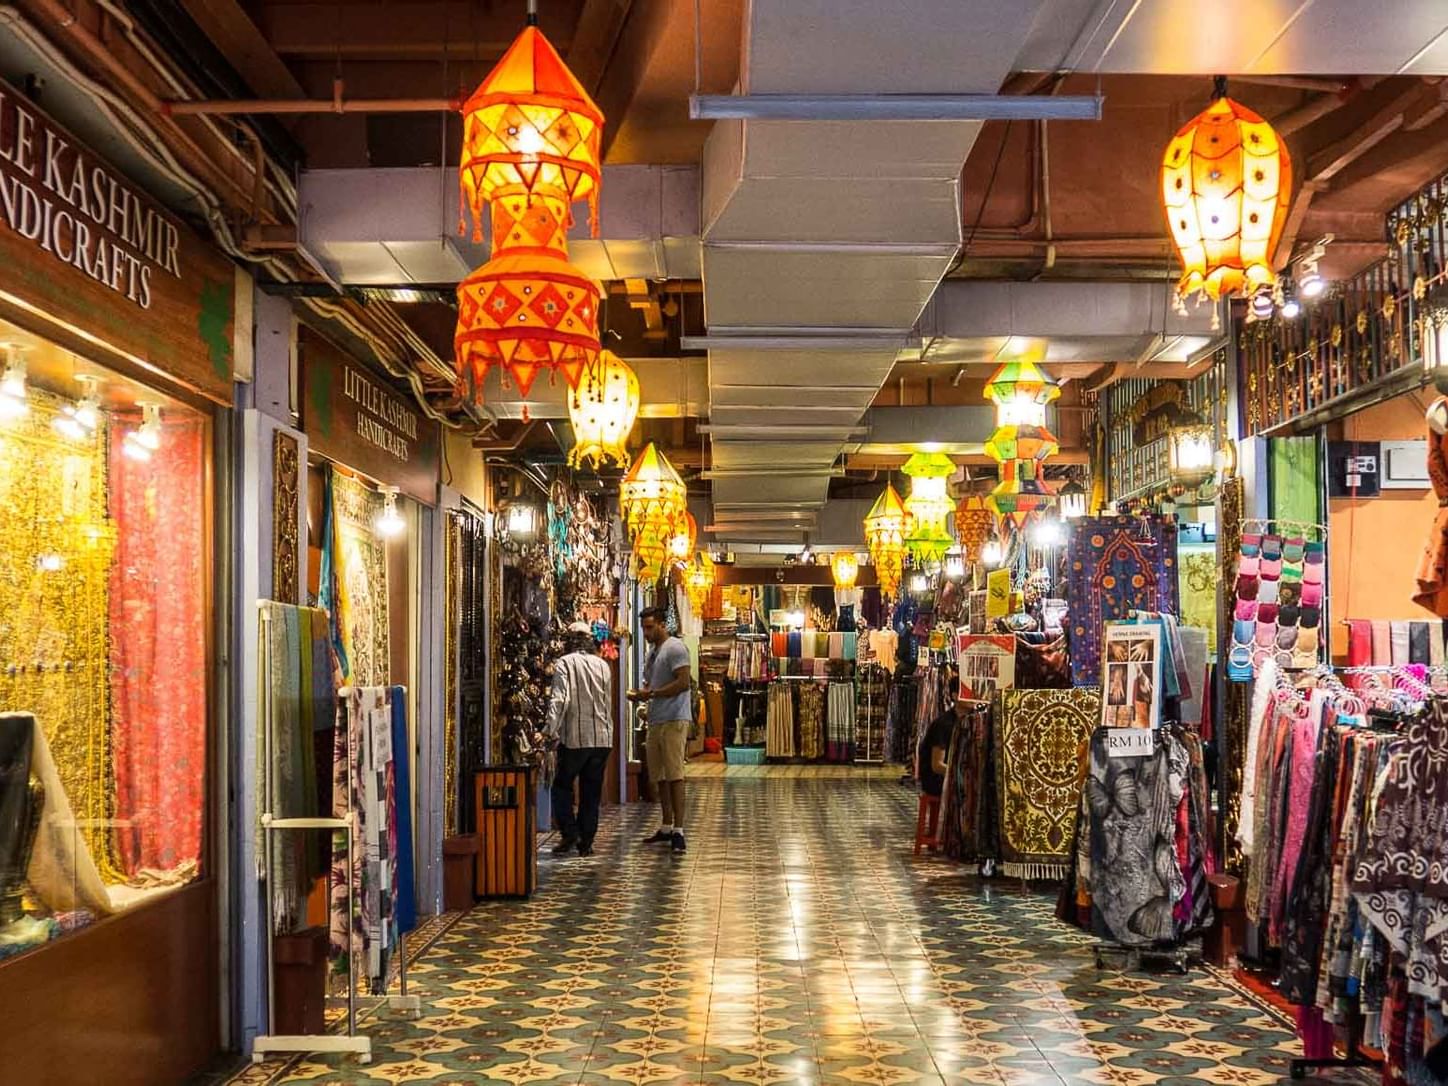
[{"x1": 627, "y1": 607, "x2": 692, "y2": 852}]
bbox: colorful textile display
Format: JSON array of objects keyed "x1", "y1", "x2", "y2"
[
  {"x1": 389, "y1": 686, "x2": 416, "y2": 936},
  {"x1": 0, "y1": 389, "x2": 119, "y2": 881},
  {"x1": 1228, "y1": 527, "x2": 1325, "y2": 680},
  {"x1": 257, "y1": 602, "x2": 332, "y2": 933},
  {"x1": 886, "y1": 676, "x2": 917, "y2": 767},
  {"x1": 1064, "y1": 516, "x2": 1179, "y2": 688},
  {"x1": 995, "y1": 687, "x2": 1099, "y2": 879},
  {"x1": 854, "y1": 666, "x2": 889, "y2": 764},
  {"x1": 320, "y1": 469, "x2": 391, "y2": 687},
  {"x1": 798, "y1": 682, "x2": 824, "y2": 761},
  {"x1": 109, "y1": 416, "x2": 206, "y2": 883},
  {"x1": 939, "y1": 703, "x2": 995, "y2": 863},
  {"x1": 1217, "y1": 476, "x2": 1248, "y2": 874},
  {"x1": 330, "y1": 686, "x2": 397, "y2": 993},
  {"x1": 1177, "y1": 544, "x2": 1218, "y2": 650},
  {"x1": 765, "y1": 682, "x2": 796, "y2": 758},
  {"x1": 826, "y1": 681, "x2": 856, "y2": 763},
  {"x1": 1415, "y1": 397, "x2": 1448, "y2": 616}
]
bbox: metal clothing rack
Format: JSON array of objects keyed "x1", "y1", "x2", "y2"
[{"x1": 252, "y1": 603, "x2": 419, "y2": 1066}]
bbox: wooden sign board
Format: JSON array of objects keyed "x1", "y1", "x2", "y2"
[
  {"x1": 299, "y1": 330, "x2": 440, "y2": 505},
  {"x1": 0, "y1": 80, "x2": 235, "y2": 404}
]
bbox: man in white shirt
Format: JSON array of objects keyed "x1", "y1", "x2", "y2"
[
  {"x1": 547, "y1": 621, "x2": 615, "y2": 857},
  {"x1": 628, "y1": 607, "x2": 693, "y2": 853}
]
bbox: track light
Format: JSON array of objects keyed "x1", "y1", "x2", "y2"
[
  {"x1": 0, "y1": 350, "x2": 28, "y2": 420},
  {"x1": 55, "y1": 377, "x2": 102, "y2": 441},
  {"x1": 122, "y1": 402, "x2": 163, "y2": 459},
  {"x1": 1279, "y1": 277, "x2": 1301, "y2": 320},
  {"x1": 981, "y1": 539, "x2": 1004, "y2": 567}
]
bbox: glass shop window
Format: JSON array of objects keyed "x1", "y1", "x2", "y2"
[{"x1": 0, "y1": 323, "x2": 209, "y2": 961}]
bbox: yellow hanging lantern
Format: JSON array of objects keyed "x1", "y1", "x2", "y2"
[
  {"x1": 901, "y1": 452, "x2": 955, "y2": 564},
  {"x1": 830, "y1": 551, "x2": 860, "y2": 590},
  {"x1": 684, "y1": 551, "x2": 715, "y2": 613},
  {"x1": 864, "y1": 484, "x2": 910, "y2": 600},
  {"x1": 632, "y1": 525, "x2": 670, "y2": 582},
  {"x1": 1161, "y1": 87, "x2": 1291, "y2": 302},
  {"x1": 619, "y1": 442, "x2": 685, "y2": 539},
  {"x1": 567, "y1": 350, "x2": 640, "y2": 469}
]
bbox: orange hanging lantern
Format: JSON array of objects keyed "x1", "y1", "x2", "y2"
[
  {"x1": 667, "y1": 509, "x2": 698, "y2": 567},
  {"x1": 955, "y1": 494, "x2": 995, "y2": 564},
  {"x1": 455, "y1": 21, "x2": 605, "y2": 411},
  {"x1": 830, "y1": 551, "x2": 860, "y2": 590},
  {"x1": 1161, "y1": 85, "x2": 1291, "y2": 302}
]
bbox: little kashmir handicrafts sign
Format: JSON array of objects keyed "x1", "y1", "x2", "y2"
[
  {"x1": 0, "y1": 79, "x2": 235, "y2": 403},
  {"x1": 300, "y1": 330, "x2": 440, "y2": 505}
]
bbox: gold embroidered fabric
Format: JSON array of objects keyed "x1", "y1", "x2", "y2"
[
  {"x1": 1178, "y1": 545, "x2": 1219, "y2": 649},
  {"x1": 0, "y1": 389, "x2": 122, "y2": 881},
  {"x1": 329, "y1": 471, "x2": 391, "y2": 687},
  {"x1": 1217, "y1": 476, "x2": 1247, "y2": 874}
]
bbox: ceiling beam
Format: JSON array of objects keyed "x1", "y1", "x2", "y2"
[
  {"x1": 567, "y1": 0, "x2": 634, "y2": 95},
  {"x1": 179, "y1": 0, "x2": 306, "y2": 99},
  {"x1": 254, "y1": 2, "x2": 575, "y2": 60}
]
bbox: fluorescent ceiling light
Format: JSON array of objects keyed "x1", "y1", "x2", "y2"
[{"x1": 690, "y1": 94, "x2": 1104, "y2": 122}]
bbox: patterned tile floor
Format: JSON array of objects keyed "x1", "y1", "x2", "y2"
[{"x1": 230, "y1": 771, "x2": 1326, "y2": 1085}]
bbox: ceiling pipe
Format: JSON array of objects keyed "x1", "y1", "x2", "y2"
[
  {"x1": 164, "y1": 79, "x2": 460, "y2": 115},
  {"x1": 690, "y1": 93, "x2": 1103, "y2": 122}
]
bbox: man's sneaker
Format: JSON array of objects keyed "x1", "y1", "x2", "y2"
[
  {"x1": 551, "y1": 838, "x2": 578, "y2": 856},
  {"x1": 643, "y1": 829, "x2": 673, "y2": 844},
  {"x1": 670, "y1": 832, "x2": 686, "y2": 853}
]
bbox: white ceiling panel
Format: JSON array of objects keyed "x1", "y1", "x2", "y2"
[
  {"x1": 746, "y1": 0, "x2": 1047, "y2": 94},
  {"x1": 704, "y1": 179, "x2": 963, "y2": 245},
  {"x1": 1051, "y1": 0, "x2": 1448, "y2": 75}
]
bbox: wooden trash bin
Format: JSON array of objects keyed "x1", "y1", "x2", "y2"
[
  {"x1": 474, "y1": 766, "x2": 536, "y2": 899},
  {"x1": 443, "y1": 834, "x2": 478, "y2": 912}
]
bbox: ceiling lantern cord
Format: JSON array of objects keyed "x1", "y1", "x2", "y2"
[
  {"x1": 901, "y1": 452, "x2": 956, "y2": 565},
  {"x1": 567, "y1": 350, "x2": 640, "y2": 468},
  {"x1": 983, "y1": 352, "x2": 1060, "y2": 527},
  {"x1": 455, "y1": 24, "x2": 605, "y2": 417},
  {"x1": 863, "y1": 484, "x2": 911, "y2": 602},
  {"x1": 1161, "y1": 79, "x2": 1292, "y2": 304}
]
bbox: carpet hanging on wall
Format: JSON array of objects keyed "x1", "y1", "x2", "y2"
[
  {"x1": 320, "y1": 468, "x2": 391, "y2": 688},
  {"x1": 1064, "y1": 515, "x2": 1180, "y2": 688},
  {"x1": 994, "y1": 687, "x2": 1100, "y2": 880},
  {"x1": 108, "y1": 415, "x2": 207, "y2": 882}
]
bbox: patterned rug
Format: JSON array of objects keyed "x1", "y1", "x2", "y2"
[
  {"x1": 995, "y1": 688, "x2": 1100, "y2": 880},
  {"x1": 1064, "y1": 516, "x2": 1180, "y2": 688}
]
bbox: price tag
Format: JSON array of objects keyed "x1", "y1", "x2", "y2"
[
  {"x1": 1105, "y1": 728, "x2": 1156, "y2": 758},
  {"x1": 917, "y1": 646, "x2": 930, "y2": 668}
]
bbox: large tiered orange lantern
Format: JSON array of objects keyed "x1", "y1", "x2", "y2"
[
  {"x1": 567, "y1": 350, "x2": 639, "y2": 469},
  {"x1": 620, "y1": 442, "x2": 685, "y2": 542},
  {"x1": 1161, "y1": 88, "x2": 1291, "y2": 302},
  {"x1": 864, "y1": 484, "x2": 910, "y2": 600},
  {"x1": 455, "y1": 23, "x2": 604, "y2": 411}
]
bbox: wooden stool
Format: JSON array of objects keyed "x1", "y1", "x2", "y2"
[{"x1": 914, "y1": 792, "x2": 941, "y2": 855}]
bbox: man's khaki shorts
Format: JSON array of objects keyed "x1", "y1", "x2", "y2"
[{"x1": 646, "y1": 720, "x2": 690, "y2": 783}]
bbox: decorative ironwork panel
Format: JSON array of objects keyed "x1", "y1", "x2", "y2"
[
  {"x1": 1239, "y1": 167, "x2": 1448, "y2": 435},
  {"x1": 272, "y1": 430, "x2": 300, "y2": 604}
]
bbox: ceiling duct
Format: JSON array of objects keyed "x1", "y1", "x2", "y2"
[{"x1": 699, "y1": 0, "x2": 1050, "y2": 541}]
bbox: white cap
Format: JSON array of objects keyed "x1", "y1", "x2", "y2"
[{"x1": 567, "y1": 620, "x2": 593, "y2": 634}]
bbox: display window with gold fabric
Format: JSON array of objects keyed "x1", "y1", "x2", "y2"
[{"x1": 0, "y1": 321, "x2": 210, "y2": 961}]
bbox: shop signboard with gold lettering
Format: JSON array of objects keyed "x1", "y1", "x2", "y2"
[
  {"x1": 300, "y1": 330, "x2": 440, "y2": 504},
  {"x1": 0, "y1": 79, "x2": 235, "y2": 404}
]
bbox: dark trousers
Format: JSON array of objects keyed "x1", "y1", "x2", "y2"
[{"x1": 552, "y1": 746, "x2": 610, "y2": 845}]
